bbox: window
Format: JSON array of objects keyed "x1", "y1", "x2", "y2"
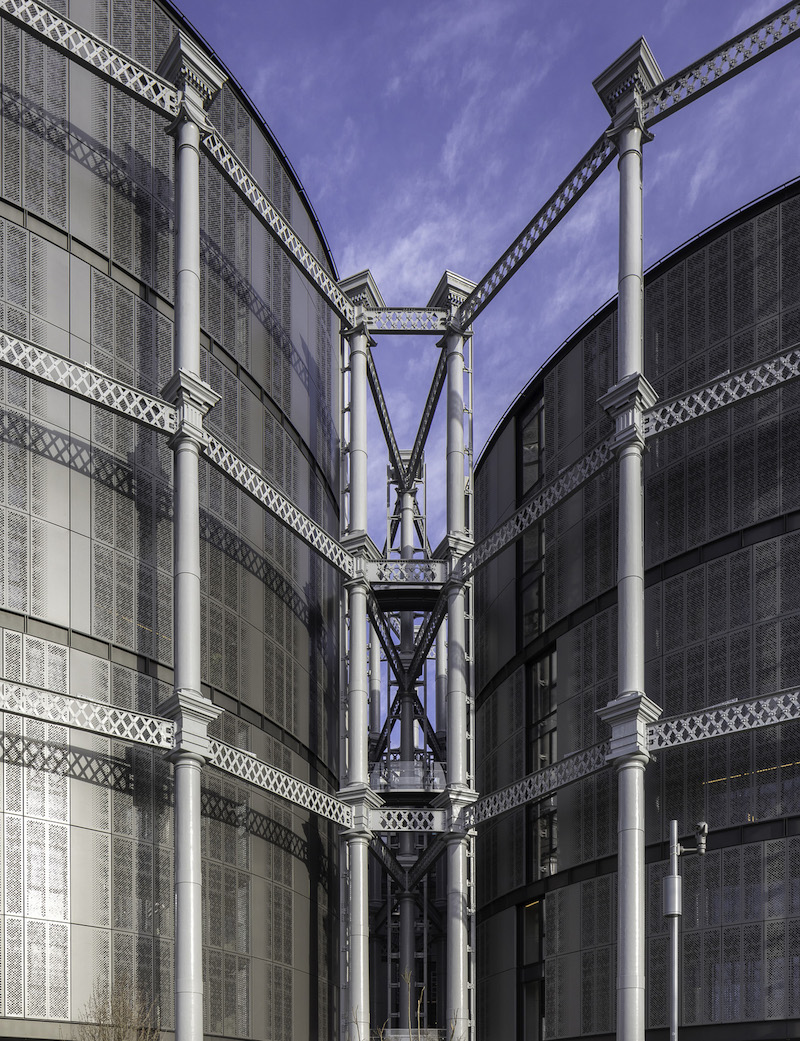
[{"x1": 521, "y1": 400, "x2": 545, "y2": 495}]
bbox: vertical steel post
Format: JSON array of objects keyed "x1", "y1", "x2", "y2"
[
  {"x1": 443, "y1": 324, "x2": 470, "y2": 1040},
  {"x1": 399, "y1": 487, "x2": 417, "y2": 1029},
  {"x1": 341, "y1": 315, "x2": 380, "y2": 1041},
  {"x1": 663, "y1": 820, "x2": 682, "y2": 1041},
  {"x1": 156, "y1": 31, "x2": 226, "y2": 1041},
  {"x1": 436, "y1": 624, "x2": 447, "y2": 748},
  {"x1": 369, "y1": 625, "x2": 382, "y2": 749},
  {"x1": 594, "y1": 39, "x2": 663, "y2": 1041}
]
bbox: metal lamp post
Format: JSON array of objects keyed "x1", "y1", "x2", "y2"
[{"x1": 663, "y1": 820, "x2": 708, "y2": 1041}]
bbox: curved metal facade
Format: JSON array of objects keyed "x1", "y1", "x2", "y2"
[
  {"x1": 474, "y1": 180, "x2": 800, "y2": 1041},
  {"x1": 0, "y1": 1, "x2": 340, "y2": 1037}
]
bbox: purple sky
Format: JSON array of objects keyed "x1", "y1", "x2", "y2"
[{"x1": 174, "y1": 0, "x2": 800, "y2": 545}]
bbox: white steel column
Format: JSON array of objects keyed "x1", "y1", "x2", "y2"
[
  {"x1": 435, "y1": 624, "x2": 447, "y2": 746},
  {"x1": 442, "y1": 322, "x2": 472, "y2": 1040},
  {"x1": 399, "y1": 486, "x2": 417, "y2": 1028},
  {"x1": 341, "y1": 315, "x2": 380, "y2": 1041},
  {"x1": 369, "y1": 626, "x2": 381, "y2": 746},
  {"x1": 594, "y1": 40, "x2": 663, "y2": 1041},
  {"x1": 156, "y1": 31, "x2": 226, "y2": 1041}
]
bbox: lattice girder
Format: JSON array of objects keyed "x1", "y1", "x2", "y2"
[
  {"x1": 370, "y1": 807, "x2": 447, "y2": 832},
  {"x1": 647, "y1": 690, "x2": 800, "y2": 750},
  {"x1": 457, "y1": 134, "x2": 615, "y2": 328},
  {"x1": 0, "y1": 333, "x2": 178, "y2": 434},
  {"x1": 473, "y1": 743, "x2": 609, "y2": 824},
  {"x1": 0, "y1": 0, "x2": 179, "y2": 117},
  {"x1": 459, "y1": 438, "x2": 614, "y2": 583},
  {"x1": 365, "y1": 308, "x2": 449, "y2": 334},
  {"x1": 365, "y1": 559, "x2": 448, "y2": 585},
  {"x1": 200, "y1": 126, "x2": 355, "y2": 324},
  {"x1": 642, "y1": 3, "x2": 800, "y2": 127},
  {"x1": 643, "y1": 345, "x2": 800, "y2": 438},
  {"x1": 203, "y1": 435, "x2": 356, "y2": 577},
  {"x1": 209, "y1": 740, "x2": 352, "y2": 827},
  {"x1": 0, "y1": 681, "x2": 176, "y2": 748}
]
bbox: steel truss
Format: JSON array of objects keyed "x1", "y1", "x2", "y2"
[
  {"x1": 0, "y1": 679, "x2": 353, "y2": 826},
  {"x1": 1, "y1": 3, "x2": 800, "y2": 1038}
]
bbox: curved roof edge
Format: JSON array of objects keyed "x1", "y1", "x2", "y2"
[
  {"x1": 476, "y1": 174, "x2": 800, "y2": 473},
  {"x1": 160, "y1": 0, "x2": 339, "y2": 281}
]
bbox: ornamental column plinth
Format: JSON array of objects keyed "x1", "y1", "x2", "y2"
[
  {"x1": 157, "y1": 32, "x2": 225, "y2": 1041},
  {"x1": 594, "y1": 37, "x2": 662, "y2": 1041}
]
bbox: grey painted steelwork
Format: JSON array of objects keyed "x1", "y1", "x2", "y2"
[
  {"x1": 0, "y1": 333, "x2": 178, "y2": 433},
  {"x1": 1, "y1": 1, "x2": 799, "y2": 1038},
  {"x1": 641, "y1": 2, "x2": 800, "y2": 125},
  {"x1": 594, "y1": 37, "x2": 663, "y2": 1041},
  {"x1": 365, "y1": 307, "x2": 449, "y2": 334},
  {"x1": 158, "y1": 34, "x2": 226, "y2": 1041},
  {"x1": 0, "y1": 0, "x2": 179, "y2": 116}
]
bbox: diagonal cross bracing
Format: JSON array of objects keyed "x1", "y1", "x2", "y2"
[
  {"x1": 642, "y1": 3, "x2": 800, "y2": 126},
  {"x1": 371, "y1": 691, "x2": 402, "y2": 764},
  {"x1": 202, "y1": 435, "x2": 356, "y2": 578},
  {"x1": 406, "y1": 349, "x2": 447, "y2": 490},
  {"x1": 366, "y1": 591, "x2": 405, "y2": 684},
  {"x1": 407, "y1": 592, "x2": 448, "y2": 685},
  {"x1": 0, "y1": 0, "x2": 179, "y2": 117},
  {"x1": 408, "y1": 833, "x2": 448, "y2": 890},
  {"x1": 200, "y1": 126, "x2": 355, "y2": 324},
  {"x1": 366, "y1": 345, "x2": 406, "y2": 485},
  {"x1": 457, "y1": 134, "x2": 615, "y2": 328},
  {"x1": 369, "y1": 836, "x2": 408, "y2": 889},
  {"x1": 0, "y1": 332, "x2": 178, "y2": 433}
]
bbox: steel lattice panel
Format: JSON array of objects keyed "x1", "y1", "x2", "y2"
[{"x1": 208, "y1": 739, "x2": 351, "y2": 827}]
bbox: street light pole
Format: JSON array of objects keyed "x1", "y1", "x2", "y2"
[{"x1": 663, "y1": 820, "x2": 708, "y2": 1041}]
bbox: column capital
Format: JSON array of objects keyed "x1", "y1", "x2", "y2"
[
  {"x1": 599, "y1": 371, "x2": 657, "y2": 451},
  {"x1": 428, "y1": 269, "x2": 476, "y2": 325},
  {"x1": 158, "y1": 30, "x2": 226, "y2": 126},
  {"x1": 339, "y1": 783, "x2": 383, "y2": 838},
  {"x1": 341, "y1": 306, "x2": 376, "y2": 347},
  {"x1": 341, "y1": 532, "x2": 379, "y2": 563},
  {"x1": 597, "y1": 691, "x2": 661, "y2": 763},
  {"x1": 434, "y1": 786, "x2": 477, "y2": 837},
  {"x1": 163, "y1": 367, "x2": 220, "y2": 443},
  {"x1": 340, "y1": 269, "x2": 386, "y2": 311},
  {"x1": 593, "y1": 37, "x2": 662, "y2": 135},
  {"x1": 160, "y1": 687, "x2": 223, "y2": 760}
]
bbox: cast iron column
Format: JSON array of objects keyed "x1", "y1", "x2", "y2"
[
  {"x1": 399, "y1": 486, "x2": 417, "y2": 1028},
  {"x1": 443, "y1": 321, "x2": 472, "y2": 1040},
  {"x1": 341, "y1": 314, "x2": 379, "y2": 1041},
  {"x1": 594, "y1": 39, "x2": 663, "y2": 1041},
  {"x1": 157, "y1": 31, "x2": 226, "y2": 1041}
]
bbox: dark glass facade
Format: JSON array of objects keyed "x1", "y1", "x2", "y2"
[
  {"x1": 475, "y1": 180, "x2": 800, "y2": 1040},
  {"x1": 0, "y1": 2, "x2": 340, "y2": 1037}
]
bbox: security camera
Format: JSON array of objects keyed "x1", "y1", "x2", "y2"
[{"x1": 695, "y1": 821, "x2": 708, "y2": 856}]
